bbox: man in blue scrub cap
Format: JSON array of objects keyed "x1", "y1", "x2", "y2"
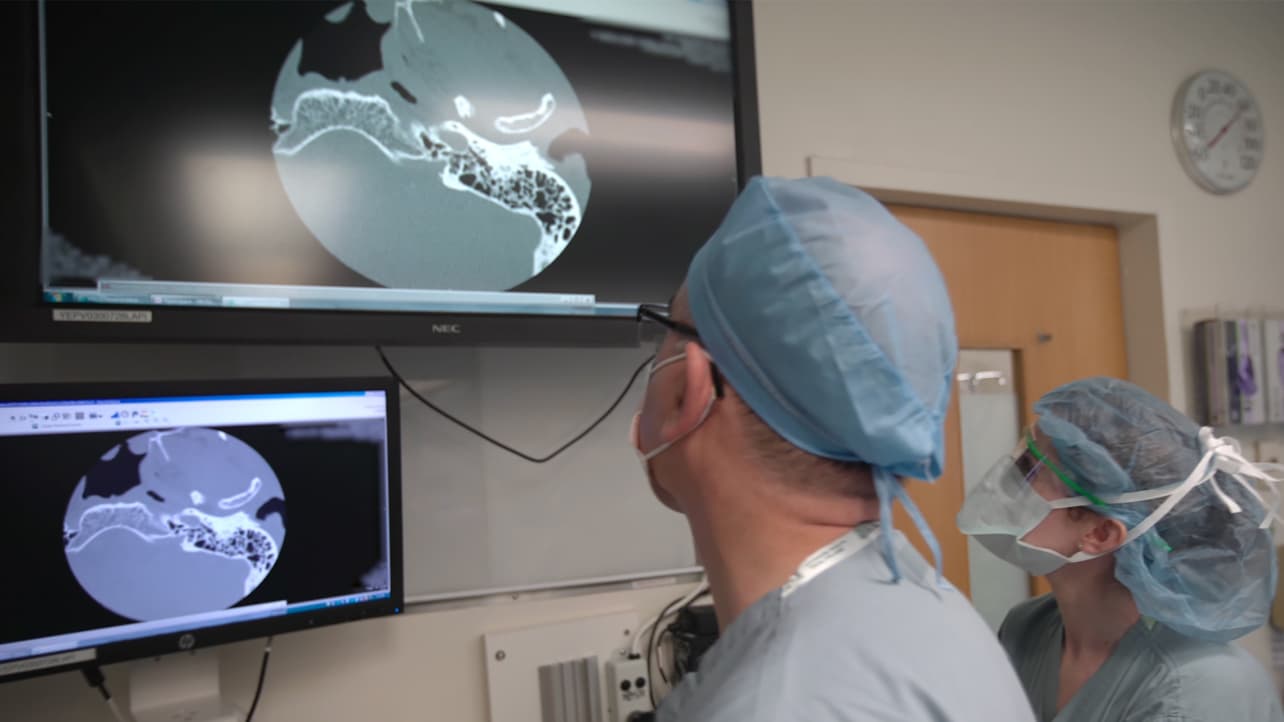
[{"x1": 631, "y1": 176, "x2": 1035, "y2": 722}]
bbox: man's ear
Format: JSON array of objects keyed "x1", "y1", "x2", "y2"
[
  {"x1": 675, "y1": 343, "x2": 717, "y2": 425},
  {"x1": 1079, "y1": 515, "x2": 1128, "y2": 556}
]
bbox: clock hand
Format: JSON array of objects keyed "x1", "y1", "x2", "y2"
[{"x1": 1206, "y1": 108, "x2": 1244, "y2": 151}]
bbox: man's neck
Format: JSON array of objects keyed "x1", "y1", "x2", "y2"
[{"x1": 685, "y1": 481, "x2": 879, "y2": 631}]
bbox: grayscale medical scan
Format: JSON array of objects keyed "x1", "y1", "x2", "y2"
[{"x1": 1, "y1": 1, "x2": 1282, "y2": 721}]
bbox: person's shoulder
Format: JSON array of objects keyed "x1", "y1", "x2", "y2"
[
  {"x1": 1146, "y1": 631, "x2": 1284, "y2": 722},
  {"x1": 1161, "y1": 634, "x2": 1274, "y2": 687},
  {"x1": 657, "y1": 655, "x2": 780, "y2": 722},
  {"x1": 777, "y1": 554, "x2": 1034, "y2": 720},
  {"x1": 998, "y1": 594, "x2": 1058, "y2": 643},
  {"x1": 788, "y1": 538, "x2": 989, "y2": 637}
]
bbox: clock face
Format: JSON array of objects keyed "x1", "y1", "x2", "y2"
[{"x1": 1172, "y1": 70, "x2": 1264, "y2": 194}]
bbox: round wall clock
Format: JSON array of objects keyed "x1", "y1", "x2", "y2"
[{"x1": 1171, "y1": 69, "x2": 1264, "y2": 195}]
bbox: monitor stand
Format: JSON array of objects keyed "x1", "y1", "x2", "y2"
[{"x1": 129, "y1": 650, "x2": 243, "y2": 722}]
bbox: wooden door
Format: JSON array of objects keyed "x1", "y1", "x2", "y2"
[{"x1": 889, "y1": 206, "x2": 1129, "y2": 596}]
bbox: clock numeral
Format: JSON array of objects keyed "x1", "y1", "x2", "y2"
[
  {"x1": 1244, "y1": 118, "x2": 1260, "y2": 133},
  {"x1": 1237, "y1": 97, "x2": 1252, "y2": 112},
  {"x1": 1225, "y1": 85, "x2": 1238, "y2": 98},
  {"x1": 1192, "y1": 146, "x2": 1209, "y2": 162},
  {"x1": 1198, "y1": 86, "x2": 1208, "y2": 101},
  {"x1": 1186, "y1": 104, "x2": 1201, "y2": 121},
  {"x1": 1241, "y1": 155, "x2": 1259, "y2": 171},
  {"x1": 1244, "y1": 137, "x2": 1263, "y2": 152}
]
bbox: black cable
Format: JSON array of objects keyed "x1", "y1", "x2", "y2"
[
  {"x1": 81, "y1": 664, "x2": 108, "y2": 701},
  {"x1": 667, "y1": 605, "x2": 717, "y2": 681},
  {"x1": 376, "y1": 345, "x2": 653, "y2": 464},
  {"x1": 647, "y1": 595, "x2": 686, "y2": 710},
  {"x1": 81, "y1": 665, "x2": 126, "y2": 722},
  {"x1": 657, "y1": 591, "x2": 711, "y2": 687},
  {"x1": 244, "y1": 635, "x2": 274, "y2": 722}
]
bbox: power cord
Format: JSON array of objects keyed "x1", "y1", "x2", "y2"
[
  {"x1": 376, "y1": 346, "x2": 652, "y2": 464},
  {"x1": 665, "y1": 604, "x2": 718, "y2": 681},
  {"x1": 244, "y1": 635, "x2": 274, "y2": 722},
  {"x1": 633, "y1": 578, "x2": 708, "y2": 658},
  {"x1": 647, "y1": 595, "x2": 685, "y2": 710},
  {"x1": 655, "y1": 592, "x2": 711, "y2": 688},
  {"x1": 81, "y1": 664, "x2": 130, "y2": 722},
  {"x1": 643, "y1": 579, "x2": 709, "y2": 709}
]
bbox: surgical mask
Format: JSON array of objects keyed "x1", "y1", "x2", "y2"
[
  {"x1": 958, "y1": 427, "x2": 1283, "y2": 577},
  {"x1": 629, "y1": 352, "x2": 716, "y2": 482},
  {"x1": 957, "y1": 453, "x2": 1102, "y2": 576}
]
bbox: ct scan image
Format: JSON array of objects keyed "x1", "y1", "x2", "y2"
[
  {"x1": 63, "y1": 428, "x2": 287, "y2": 621},
  {"x1": 270, "y1": 0, "x2": 592, "y2": 290}
]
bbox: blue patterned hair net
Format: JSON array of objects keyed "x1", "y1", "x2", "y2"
[
  {"x1": 685, "y1": 176, "x2": 958, "y2": 580},
  {"x1": 1036, "y1": 377, "x2": 1279, "y2": 642}
]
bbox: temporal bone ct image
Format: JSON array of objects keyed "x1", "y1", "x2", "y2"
[
  {"x1": 270, "y1": 0, "x2": 592, "y2": 290},
  {"x1": 39, "y1": 0, "x2": 737, "y2": 304},
  {"x1": 63, "y1": 428, "x2": 286, "y2": 621}
]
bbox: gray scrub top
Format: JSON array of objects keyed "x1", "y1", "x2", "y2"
[
  {"x1": 657, "y1": 525, "x2": 1035, "y2": 722},
  {"x1": 999, "y1": 594, "x2": 1284, "y2": 722}
]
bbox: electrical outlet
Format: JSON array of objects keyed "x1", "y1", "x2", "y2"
[{"x1": 605, "y1": 657, "x2": 651, "y2": 722}]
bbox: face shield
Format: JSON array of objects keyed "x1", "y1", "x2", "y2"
[
  {"x1": 957, "y1": 431, "x2": 1107, "y2": 576},
  {"x1": 960, "y1": 427, "x2": 1284, "y2": 580}
]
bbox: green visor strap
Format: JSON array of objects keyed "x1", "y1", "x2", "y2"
[{"x1": 1026, "y1": 432, "x2": 1109, "y2": 508}]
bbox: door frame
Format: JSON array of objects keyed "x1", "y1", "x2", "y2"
[{"x1": 807, "y1": 155, "x2": 1173, "y2": 405}]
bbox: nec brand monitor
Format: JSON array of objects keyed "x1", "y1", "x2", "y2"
[
  {"x1": 1, "y1": 0, "x2": 761, "y2": 345},
  {"x1": 0, "y1": 378, "x2": 402, "y2": 682}
]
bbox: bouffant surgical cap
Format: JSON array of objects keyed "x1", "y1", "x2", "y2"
[{"x1": 686, "y1": 176, "x2": 958, "y2": 579}]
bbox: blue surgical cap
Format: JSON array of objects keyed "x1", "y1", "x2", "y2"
[
  {"x1": 686, "y1": 175, "x2": 958, "y2": 579},
  {"x1": 1036, "y1": 377, "x2": 1279, "y2": 642}
]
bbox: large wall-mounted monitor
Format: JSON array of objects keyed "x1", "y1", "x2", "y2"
[
  {"x1": 0, "y1": 0, "x2": 761, "y2": 345},
  {"x1": 0, "y1": 377, "x2": 402, "y2": 683}
]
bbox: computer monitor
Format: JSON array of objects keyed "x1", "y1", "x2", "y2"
[
  {"x1": 0, "y1": 0, "x2": 761, "y2": 346},
  {"x1": 0, "y1": 377, "x2": 403, "y2": 686}
]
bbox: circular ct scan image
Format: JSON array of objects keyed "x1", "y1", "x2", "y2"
[
  {"x1": 271, "y1": 0, "x2": 591, "y2": 290},
  {"x1": 63, "y1": 428, "x2": 286, "y2": 621}
]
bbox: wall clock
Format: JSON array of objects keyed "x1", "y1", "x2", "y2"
[{"x1": 1171, "y1": 69, "x2": 1264, "y2": 195}]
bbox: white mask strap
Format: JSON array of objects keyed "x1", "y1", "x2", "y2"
[
  {"x1": 1060, "y1": 427, "x2": 1284, "y2": 564},
  {"x1": 1198, "y1": 428, "x2": 1284, "y2": 529},
  {"x1": 649, "y1": 352, "x2": 687, "y2": 376},
  {"x1": 639, "y1": 395, "x2": 715, "y2": 462},
  {"x1": 638, "y1": 352, "x2": 716, "y2": 462}
]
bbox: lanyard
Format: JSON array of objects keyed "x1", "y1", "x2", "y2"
[{"x1": 780, "y1": 526, "x2": 879, "y2": 598}]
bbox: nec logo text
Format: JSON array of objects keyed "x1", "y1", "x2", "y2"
[{"x1": 431, "y1": 324, "x2": 462, "y2": 334}]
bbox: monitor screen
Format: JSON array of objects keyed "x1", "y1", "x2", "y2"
[
  {"x1": 0, "y1": 0, "x2": 760, "y2": 345},
  {"x1": 0, "y1": 378, "x2": 403, "y2": 682}
]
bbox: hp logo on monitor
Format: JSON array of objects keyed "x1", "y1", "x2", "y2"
[{"x1": 178, "y1": 634, "x2": 196, "y2": 651}]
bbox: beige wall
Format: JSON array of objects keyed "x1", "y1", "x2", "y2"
[{"x1": 5, "y1": 2, "x2": 1284, "y2": 720}]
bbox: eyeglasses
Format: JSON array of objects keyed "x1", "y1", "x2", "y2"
[
  {"x1": 637, "y1": 304, "x2": 702, "y2": 351},
  {"x1": 636, "y1": 303, "x2": 723, "y2": 397},
  {"x1": 1017, "y1": 430, "x2": 1172, "y2": 551},
  {"x1": 1019, "y1": 429, "x2": 1107, "y2": 507}
]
